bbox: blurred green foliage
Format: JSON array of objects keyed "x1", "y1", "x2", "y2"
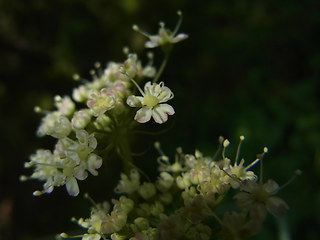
[{"x1": 0, "y1": 0, "x2": 319, "y2": 239}]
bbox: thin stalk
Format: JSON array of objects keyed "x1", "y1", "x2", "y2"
[
  {"x1": 118, "y1": 135, "x2": 133, "y2": 175},
  {"x1": 153, "y1": 51, "x2": 171, "y2": 83}
]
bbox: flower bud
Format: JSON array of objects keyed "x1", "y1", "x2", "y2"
[
  {"x1": 71, "y1": 109, "x2": 92, "y2": 129},
  {"x1": 73, "y1": 85, "x2": 89, "y2": 102},
  {"x1": 138, "y1": 183, "x2": 156, "y2": 200},
  {"x1": 176, "y1": 173, "x2": 191, "y2": 189},
  {"x1": 50, "y1": 115, "x2": 72, "y2": 138},
  {"x1": 156, "y1": 172, "x2": 174, "y2": 192},
  {"x1": 55, "y1": 96, "x2": 75, "y2": 116},
  {"x1": 159, "y1": 192, "x2": 173, "y2": 205},
  {"x1": 133, "y1": 217, "x2": 149, "y2": 231},
  {"x1": 150, "y1": 201, "x2": 164, "y2": 216}
]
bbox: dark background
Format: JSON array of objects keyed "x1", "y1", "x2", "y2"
[{"x1": 0, "y1": 0, "x2": 319, "y2": 239}]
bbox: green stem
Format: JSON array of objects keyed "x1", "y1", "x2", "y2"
[
  {"x1": 118, "y1": 135, "x2": 133, "y2": 175},
  {"x1": 153, "y1": 50, "x2": 171, "y2": 83}
]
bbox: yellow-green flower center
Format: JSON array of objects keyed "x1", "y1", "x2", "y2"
[
  {"x1": 143, "y1": 94, "x2": 159, "y2": 107},
  {"x1": 95, "y1": 96, "x2": 112, "y2": 108},
  {"x1": 63, "y1": 167, "x2": 74, "y2": 177}
]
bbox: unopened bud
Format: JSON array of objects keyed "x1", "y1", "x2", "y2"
[{"x1": 223, "y1": 139, "x2": 230, "y2": 148}]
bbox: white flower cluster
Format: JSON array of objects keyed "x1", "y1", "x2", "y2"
[
  {"x1": 23, "y1": 130, "x2": 102, "y2": 196},
  {"x1": 64, "y1": 137, "x2": 286, "y2": 240},
  {"x1": 23, "y1": 49, "x2": 178, "y2": 196}
]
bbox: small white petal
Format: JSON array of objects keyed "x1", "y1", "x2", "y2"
[
  {"x1": 65, "y1": 151, "x2": 80, "y2": 164},
  {"x1": 145, "y1": 37, "x2": 160, "y2": 48},
  {"x1": 233, "y1": 192, "x2": 253, "y2": 207},
  {"x1": 152, "y1": 104, "x2": 175, "y2": 124},
  {"x1": 263, "y1": 179, "x2": 280, "y2": 195},
  {"x1": 266, "y1": 196, "x2": 289, "y2": 217},
  {"x1": 127, "y1": 95, "x2": 143, "y2": 107},
  {"x1": 82, "y1": 234, "x2": 101, "y2": 240},
  {"x1": 76, "y1": 130, "x2": 88, "y2": 146},
  {"x1": 74, "y1": 164, "x2": 88, "y2": 180},
  {"x1": 87, "y1": 154, "x2": 103, "y2": 176},
  {"x1": 143, "y1": 81, "x2": 154, "y2": 94},
  {"x1": 66, "y1": 177, "x2": 79, "y2": 196},
  {"x1": 171, "y1": 33, "x2": 189, "y2": 43},
  {"x1": 88, "y1": 134, "x2": 97, "y2": 150},
  {"x1": 158, "y1": 87, "x2": 174, "y2": 102},
  {"x1": 134, "y1": 107, "x2": 152, "y2": 123}
]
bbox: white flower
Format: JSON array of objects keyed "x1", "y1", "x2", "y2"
[
  {"x1": 24, "y1": 130, "x2": 103, "y2": 196},
  {"x1": 37, "y1": 111, "x2": 72, "y2": 138},
  {"x1": 71, "y1": 109, "x2": 92, "y2": 130},
  {"x1": 87, "y1": 88, "x2": 115, "y2": 116},
  {"x1": 75, "y1": 201, "x2": 110, "y2": 234},
  {"x1": 234, "y1": 179, "x2": 289, "y2": 219},
  {"x1": 54, "y1": 95, "x2": 75, "y2": 116},
  {"x1": 115, "y1": 169, "x2": 140, "y2": 194},
  {"x1": 133, "y1": 11, "x2": 188, "y2": 49},
  {"x1": 127, "y1": 81, "x2": 174, "y2": 124}
]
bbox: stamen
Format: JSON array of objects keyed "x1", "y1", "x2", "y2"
[
  {"x1": 33, "y1": 190, "x2": 47, "y2": 196},
  {"x1": 132, "y1": 24, "x2": 151, "y2": 38},
  {"x1": 27, "y1": 162, "x2": 61, "y2": 168},
  {"x1": 159, "y1": 22, "x2": 165, "y2": 28},
  {"x1": 279, "y1": 169, "x2": 302, "y2": 190},
  {"x1": 157, "y1": 155, "x2": 170, "y2": 165},
  {"x1": 172, "y1": 10, "x2": 183, "y2": 36},
  {"x1": 222, "y1": 139, "x2": 230, "y2": 159},
  {"x1": 128, "y1": 77, "x2": 145, "y2": 96},
  {"x1": 154, "y1": 141, "x2": 166, "y2": 156},
  {"x1": 147, "y1": 52, "x2": 154, "y2": 60},
  {"x1": 94, "y1": 62, "x2": 101, "y2": 69},
  {"x1": 19, "y1": 175, "x2": 29, "y2": 181},
  {"x1": 34, "y1": 106, "x2": 42, "y2": 113},
  {"x1": 259, "y1": 147, "x2": 268, "y2": 184},
  {"x1": 245, "y1": 146, "x2": 268, "y2": 176},
  {"x1": 245, "y1": 158, "x2": 260, "y2": 170},
  {"x1": 72, "y1": 73, "x2": 80, "y2": 81},
  {"x1": 60, "y1": 232, "x2": 84, "y2": 239},
  {"x1": 89, "y1": 69, "x2": 96, "y2": 77},
  {"x1": 33, "y1": 106, "x2": 50, "y2": 114},
  {"x1": 123, "y1": 46, "x2": 130, "y2": 55},
  {"x1": 54, "y1": 95, "x2": 62, "y2": 102},
  {"x1": 84, "y1": 193, "x2": 98, "y2": 207},
  {"x1": 234, "y1": 136, "x2": 245, "y2": 166},
  {"x1": 212, "y1": 136, "x2": 224, "y2": 161}
]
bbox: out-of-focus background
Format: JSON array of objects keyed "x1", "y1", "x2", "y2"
[{"x1": 0, "y1": 0, "x2": 319, "y2": 239}]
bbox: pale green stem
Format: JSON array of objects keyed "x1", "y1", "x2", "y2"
[
  {"x1": 118, "y1": 135, "x2": 133, "y2": 175},
  {"x1": 153, "y1": 51, "x2": 171, "y2": 83},
  {"x1": 259, "y1": 158, "x2": 263, "y2": 184}
]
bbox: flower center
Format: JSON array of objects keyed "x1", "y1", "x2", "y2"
[
  {"x1": 143, "y1": 94, "x2": 159, "y2": 107},
  {"x1": 95, "y1": 96, "x2": 112, "y2": 108},
  {"x1": 251, "y1": 187, "x2": 269, "y2": 203},
  {"x1": 63, "y1": 167, "x2": 74, "y2": 177}
]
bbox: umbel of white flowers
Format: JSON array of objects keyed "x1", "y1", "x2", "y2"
[{"x1": 22, "y1": 11, "x2": 188, "y2": 197}]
